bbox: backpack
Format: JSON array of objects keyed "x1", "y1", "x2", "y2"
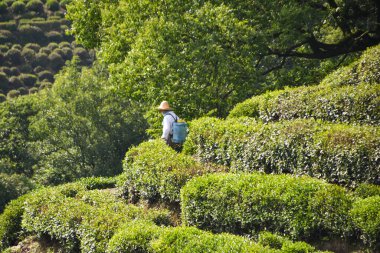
[{"x1": 168, "y1": 113, "x2": 188, "y2": 144}]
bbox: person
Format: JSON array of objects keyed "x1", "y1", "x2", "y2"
[{"x1": 158, "y1": 101, "x2": 179, "y2": 146}]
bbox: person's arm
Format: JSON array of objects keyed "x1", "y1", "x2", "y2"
[{"x1": 161, "y1": 116, "x2": 171, "y2": 140}]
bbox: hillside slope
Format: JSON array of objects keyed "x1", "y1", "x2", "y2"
[{"x1": 0, "y1": 0, "x2": 93, "y2": 101}]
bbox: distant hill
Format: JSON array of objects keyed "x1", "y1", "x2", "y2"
[{"x1": 0, "y1": 0, "x2": 94, "y2": 101}]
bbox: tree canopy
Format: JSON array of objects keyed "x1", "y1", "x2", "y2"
[{"x1": 66, "y1": 0, "x2": 377, "y2": 118}]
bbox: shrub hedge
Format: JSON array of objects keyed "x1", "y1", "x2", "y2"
[
  {"x1": 183, "y1": 117, "x2": 380, "y2": 187},
  {"x1": 21, "y1": 181, "x2": 172, "y2": 252},
  {"x1": 121, "y1": 139, "x2": 221, "y2": 205},
  {"x1": 228, "y1": 83, "x2": 380, "y2": 125},
  {"x1": 354, "y1": 184, "x2": 380, "y2": 199},
  {"x1": 106, "y1": 220, "x2": 163, "y2": 253},
  {"x1": 0, "y1": 195, "x2": 28, "y2": 251},
  {"x1": 181, "y1": 173, "x2": 354, "y2": 241},
  {"x1": 320, "y1": 44, "x2": 380, "y2": 87},
  {"x1": 150, "y1": 226, "x2": 270, "y2": 253},
  {"x1": 349, "y1": 196, "x2": 380, "y2": 250}
]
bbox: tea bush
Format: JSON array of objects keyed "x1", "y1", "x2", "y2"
[
  {"x1": 77, "y1": 176, "x2": 117, "y2": 190},
  {"x1": 21, "y1": 183, "x2": 172, "y2": 252},
  {"x1": 106, "y1": 220, "x2": 163, "y2": 253},
  {"x1": 184, "y1": 118, "x2": 380, "y2": 186},
  {"x1": 19, "y1": 73, "x2": 37, "y2": 87},
  {"x1": 181, "y1": 173, "x2": 354, "y2": 240},
  {"x1": 122, "y1": 139, "x2": 219, "y2": 204},
  {"x1": 320, "y1": 44, "x2": 380, "y2": 87},
  {"x1": 150, "y1": 226, "x2": 271, "y2": 253},
  {"x1": 5, "y1": 48, "x2": 23, "y2": 65},
  {"x1": 26, "y1": 0, "x2": 44, "y2": 13},
  {"x1": 11, "y1": 1, "x2": 26, "y2": 14},
  {"x1": 46, "y1": 0, "x2": 60, "y2": 11},
  {"x1": 228, "y1": 83, "x2": 380, "y2": 125},
  {"x1": 349, "y1": 196, "x2": 380, "y2": 250},
  {"x1": 354, "y1": 184, "x2": 380, "y2": 199},
  {"x1": 258, "y1": 232, "x2": 319, "y2": 252},
  {"x1": 0, "y1": 195, "x2": 28, "y2": 251}
]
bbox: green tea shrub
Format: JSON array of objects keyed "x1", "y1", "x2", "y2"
[
  {"x1": 5, "y1": 48, "x2": 23, "y2": 65},
  {"x1": 0, "y1": 22, "x2": 16, "y2": 31},
  {"x1": 320, "y1": 44, "x2": 380, "y2": 87},
  {"x1": 18, "y1": 87, "x2": 28, "y2": 95},
  {"x1": 77, "y1": 190, "x2": 167, "y2": 253},
  {"x1": 258, "y1": 232, "x2": 317, "y2": 252},
  {"x1": 349, "y1": 196, "x2": 380, "y2": 250},
  {"x1": 354, "y1": 184, "x2": 380, "y2": 199},
  {"x1": 228, "y1": 83, "x2": 380, "y2": 125},
  {"x1": 47, "y1": 42, "x2": 58, "y2": 51},
  {"x1": 61, "y1": 47, "x2": 73, "y2": 60},
  {"x1": 8, "y1": 76, "x2": 24, "y2": 89},
  {"x1": 24, "y1": 43, "x2": 41, "y2": 53},
  {"x1": 150, "y1": 226, "x2": 269, "y2": 253},
  {"x1": 35, "y1": 52, "x2": 48, "y2": 66},
  {"x1": 184, "y1": 118, "x2": 380, "y2": 187},
  {"x1": 77, "y1": 176, "x2": 117, "y2": 190},
  {"x1": 11, "y1": 1, "x2": 25, "y2": 14},
  {"x1": 58, "y1": 41, "x2": 71, "y2": 48},
  {"x1": 0, "y1": 173, "x2": 35, "y2": 212},
  {"x1": 0, "y1": 67, "x2": 11, "y2": 75},
  {"x1": 46, "y1": 0, "x2": 60, "y2": 11},
  {"x1": 7, "y1": 89, "x2": 20, "y2": 99},
  {"x1": 26, "y1": 0, "x2": 44, "y2": 13},
  {"x1": 22, "y1": 187, "x2": 89, "y2": 251},
  {"x1": 0, "y1": 45, "x2": 9, "y2": 53},
  {"x1": 21, "y1": 47, "x2": 36, "y2": 64},
  {"x1": 73, "y1": 47, "x2": 91, "y2": 65},
  {"x1": 10, "y1": 67, "x2": 20, "y2": 76},
  {"x1": 19, "y1": 73, "x2": 37, "y2": 87},
  {"x1": 106, "y1": 220, "x2": 163, "y2": 253},
  {"x1": 181, "y1": 173, "x2": 354, "y2": 240},
  {"x1": 122, "y1": 139, "x2": 215, "y2": 204},
  {"x1": 0, "y1": 195, "x2": 28, "y2": 251},
  {"x1": 21, "y1": 184, "x2": 172, "y2": 252},
  {"x1": 37, "y1": 70, "x2": 53, "y2": 82},
  {"x1": 48, "y1": 52, "x2": 64, "y2": 70},
  {"x1": 11, "y1": 44, "x2": 22, "y2": 50},
  {"x1": 45, "y1": 30, "x2": 62, "y2": 42},
  {"x1": 29, "y1": 87, "x2": 38, "y2": 94},
  {"x1": 0, "y1": 30, "x2": 14, "y2": 44},
  {"x1": 0, "y1": 94, "x2": 6, "y2": 102}
]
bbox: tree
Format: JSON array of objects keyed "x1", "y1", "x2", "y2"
[
  {"x1": 30, "y1": 61, "x2": 147, "y2": 185},
  {"x1": 67, "y1": 0, "x2": 379, "y2": 118}
]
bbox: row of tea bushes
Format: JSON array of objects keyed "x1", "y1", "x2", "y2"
[
  {"x1": 107, "y1": 221, "x2": 326, "y2": 253},
  {"x1": 0, "y1": 177, "x2": 327, "y2": 253},
  {"x1": 121, "y1": 139, "x2": 226, "y2": 205},
  {"x1": 181, "y1": 173, "x2": 380, "y2": 250},
  {"x1": 0, "y1": 178, "x2": 172, "y2": 252},
  {"x1": 228, "y1": 83, "x2": 379, "y2": 125},
  {"x1": 183, "y1": 117, "x2": 380, "y2": 187}
]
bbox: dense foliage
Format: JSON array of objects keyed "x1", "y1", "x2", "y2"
[
  {"x1": 66, "y1": 0, "x2": 361, "y2": 119},
  {"x1": 229, "y1": 45, "x2": 380, "y2": 122},
  {"x1": 181, "y1": 173, "x2": 354, "y2": 241},
  {"x1": 184, "y1": 117, "x2": 379, "y2": 187},
  {"x1": 0, "y1": 0, "x2": 93, "y2": 98},
  {"x1": 121, "y1": 139, "x2": 224, "y2": 205}
]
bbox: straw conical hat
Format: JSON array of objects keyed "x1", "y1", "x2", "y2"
[{"x1": 157, "y1": 101, "x2": 172, "y2": 111}]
